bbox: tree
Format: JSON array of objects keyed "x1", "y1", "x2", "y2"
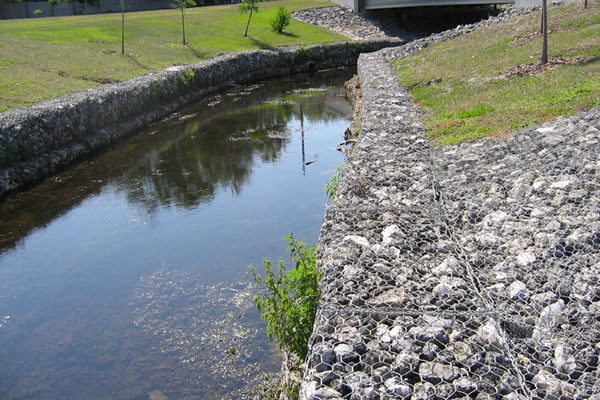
[
  {"x1": 270, "y1": 6, "x2": 291, "y2": 34},
  {"x1": 172, "y1": 0, "x2": 197, "y2": 45},
  {"x1": 120, "y1": 0, "x2": 126, "y2": 54},
  {"x1": 540, "y1": 0, "x2": 548, "y2": 64},
  {"x1": 239, "y1": 0, "x2": 259, "y2": 37},
  {"x1": 48, "y1": 0, "x2": 57, "y2": 16}
]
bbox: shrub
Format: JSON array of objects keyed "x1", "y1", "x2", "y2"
[
  {"x1": 248, "y1": 234, "x2": 321, "y2": 359},
  {"x1": 270, "y1": 6, "x2": 291, "y2": 34}
]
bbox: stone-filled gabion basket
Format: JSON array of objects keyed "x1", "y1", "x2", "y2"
[{"x1": 300, "y1": 24, "x2": 600, "y2": 400}]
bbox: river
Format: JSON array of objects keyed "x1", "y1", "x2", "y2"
[{"x1": 0, "y1": 67, "x2": 354, "y2": 399}]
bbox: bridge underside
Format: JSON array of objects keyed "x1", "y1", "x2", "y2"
[{"x1": 363, "y1": 0, "x2": 513, "y2": 9}]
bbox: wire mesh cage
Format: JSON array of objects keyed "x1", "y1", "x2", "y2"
[{"x1": 300, "y1": 47, "x2": 600, "y2": 400}]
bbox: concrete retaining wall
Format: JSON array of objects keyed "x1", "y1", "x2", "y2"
[{"x1": 0, "y1": 40, "x2": 400, "y2": 198}]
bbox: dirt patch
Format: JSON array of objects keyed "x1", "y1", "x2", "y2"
[
  {"x1": 57, "y1": 70, "x2": 119, "y2": 84},
  {"x1": 408, "y1": 77, "x2": 442, "y2": 90},
  {"x1": 513, "y1": 29, "x2": 557, "y2": 41},
  {"x1": 492, "y1": 55, "x2": 593, "y2": 79},
  {"x1": 343, "y1": 75, "x2": 362, "y2": 143}
]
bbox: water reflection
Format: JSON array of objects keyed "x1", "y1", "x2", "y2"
[
  {"x1": 0, "y1": 72, "x2": 351, "y2": 254},
  {"x1": 0, "y1": 67, "x2": 354, "y2": 399}
]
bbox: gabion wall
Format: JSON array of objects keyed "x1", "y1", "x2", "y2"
[
  {"x1": 0, "y1": 40, "x2": 398, "y2": 197},
  {"x1": 300, "y1": 45, "x2": 600, "y2": 399}
]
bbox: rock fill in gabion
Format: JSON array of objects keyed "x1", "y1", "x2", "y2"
[{"x1": 301, "y1": 19, "x2": 600, "y2": 400}]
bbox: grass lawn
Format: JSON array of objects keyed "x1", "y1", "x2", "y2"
[
  {"x1": 391, "y1": 0, "x2": 600, "y2": 144},
  {"x1": 0, "y1": 0, "x2": 347, "y2": 112}
]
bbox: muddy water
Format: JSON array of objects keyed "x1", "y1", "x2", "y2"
[{"x1": 0, "y1": 68, "x2": 354, "y2": 399}]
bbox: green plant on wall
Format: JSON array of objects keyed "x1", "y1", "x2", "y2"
[
  {"x1": 177, "y1": 68, "x2": 196, "y2": 89},
  {"x1": 326, "y1": 164, "x2": 344, "y2": 203},
  {"x1": 248, "y1": 234, "x2": 320, "y2": 359}
]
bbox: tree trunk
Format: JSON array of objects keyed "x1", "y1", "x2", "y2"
[
  {"x1": 541, "y1": 0, "x2": 548, "y2": 64},
  {"x1": 244, "y1": 9, "x2": 252, "y2": 37},
  {"x1": 181, "y1": 7, "x2": 186, "y2": 44},
  {"x1": 121, "y1": 0, "x2": 125, "y2": 54}
]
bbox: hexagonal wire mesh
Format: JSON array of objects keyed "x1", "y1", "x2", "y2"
[{"x1": 299, "y1": 52, "x2": 600, "y2": 399}]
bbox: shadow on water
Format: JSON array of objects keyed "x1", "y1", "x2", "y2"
[{"x1": 0, "y1": 67, "x2": 355, "y2": 400}]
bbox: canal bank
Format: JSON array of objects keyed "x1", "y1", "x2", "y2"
[
  {"x1": 301, "y1": 14, "x2": 600, "y2": 400},
  {"x1": 0, "y1": 69, "x2": 356, "y2": 399},
  {"x1": 0, "y1": 39, "x2": 401, "y2": 198}
]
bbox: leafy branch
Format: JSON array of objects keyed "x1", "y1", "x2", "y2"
[
  {"x1": 326, "y1": 164, "x2": 344, "y2": 203},
  {"x1": 249, "y1": 234, "x2": 321, "y2": 359}
]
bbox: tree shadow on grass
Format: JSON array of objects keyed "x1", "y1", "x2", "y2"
[
  {"x1": 169, "y1": 43, "x2": 208, "y2": 60},
  {"x1": 246, "y1": 37, "x2": 274, "y2": 50},
  {"x1": 184, "y1": 43, "x2": 207, "y2": 60},
  {"x1": 124, "y1": 53, "x2": 150, "y2": 70},
  {"x1": 278, "y1": 31, "x2": 299, "y2": 38}
]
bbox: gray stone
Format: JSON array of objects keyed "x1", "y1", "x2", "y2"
[
  {"x1": 343, "y1": 371, "x2": 375, "y2": 389},
  {"x1": 533, "y1": 300, "x2": 566, "y2": 342},
  {"x1": 477, "y1": 320, "x2": 506, "y2": 351},
  {"x1": 554, "y1": 343, "x2": 577, "y2": 376},
  {"x1": 412, "y1": 382, "x2": 436, "y2": 400},
  {"x1": 384, "y1": 377, "x2": 411, "y2": 397},
  {"x1": 419, "y1": 361, "x2": 464, "y2": 384},
  {"x1": 366, "y1": 288, "x2": 406, "y2": 307},
  {"x1": 313, "y1": 386, "x2": 343, "y2": 399},
  {"x1": 532, "y1": 369, "x2": 576, "y2": 398},
  {"x1": 507, "y1": 280, "x2": 529, "y2": 299},
  {"x1": 447, "y1": 342, "x2": 472, "y2": 364},
  {"x1": 454, "y1": 377, "x2": 476, "y2": 394},
  {"x1": 516, "y1": 251, "x2": 536, "y2": 267}
]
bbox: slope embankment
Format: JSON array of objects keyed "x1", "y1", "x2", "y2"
[{"x1": 300, "y1": 8, "x2": 600, "y2": 400}]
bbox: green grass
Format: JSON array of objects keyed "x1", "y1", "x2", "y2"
[
  {"x1": 0, "y1": 0, "x2": 347, "y2": 112},
  {"x1": 391, "y1": 1, "x2": 600, "y2": 144}
]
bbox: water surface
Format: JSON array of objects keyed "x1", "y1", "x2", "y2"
[{"x1": 0, "y1": 68, "x2": 354, "y2": 399}]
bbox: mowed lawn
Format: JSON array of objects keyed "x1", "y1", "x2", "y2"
[
  {"x1": 392, "y1": 1, "x2": 600, "y2": 143},
  {"x1": 0, "y1": 0, "x2": 348, "y2": 111}
]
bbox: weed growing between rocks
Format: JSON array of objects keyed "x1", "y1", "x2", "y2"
[
  {"x1": 326, "y1": 164, "x2": 344, "y2": 203},
  {"x1": 177, "y1": 68, "x2": 196, "y2": 89}
]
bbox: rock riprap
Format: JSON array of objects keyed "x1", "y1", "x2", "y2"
[
  {"x1": 292, "y1": 6, "x2": 401, "y2": 41},
  {"x1": 301, "y1": 14, "x2": 600, "y2": 400}
]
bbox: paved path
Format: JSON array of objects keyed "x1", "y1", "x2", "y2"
[{"x1": 300, "y1": 30, "x2": 600, "y2": 400}]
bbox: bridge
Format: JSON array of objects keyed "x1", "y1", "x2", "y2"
[{"x1": 337, "y1": 0, "x2": 514, "y2": 12}]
